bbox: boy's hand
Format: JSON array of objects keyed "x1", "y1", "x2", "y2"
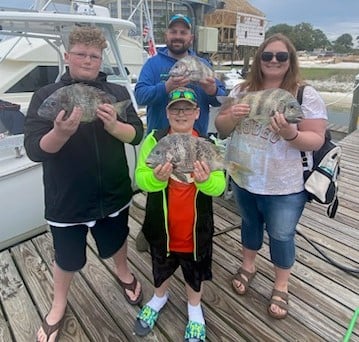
[
  {"x1": 193, "y1": 160, "x2": 210, "y2": 183},
  {"x1": 154, "y1": 162, "x2": 173, "y2": 181}
]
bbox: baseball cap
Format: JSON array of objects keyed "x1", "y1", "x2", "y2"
[
  {"x1": 167, "y1": 87, "x2": 197, "y2": 108},
  {"x1": 168, "y1": 14, "x2": 192, "y2": 30}
]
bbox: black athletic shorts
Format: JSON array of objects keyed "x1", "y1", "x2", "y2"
[
  {"x1": 50, "y1": 208, "x2": 129, "y2": 272},
  {"x1": 150, "y1": 245, "x2": 212, "y2": 292}
]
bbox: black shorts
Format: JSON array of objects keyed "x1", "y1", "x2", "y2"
[
  {"x1": 150, "y1": 245, "x2": 212, "y2": 292},
  {"x1": 50, "y1": 208, "x2": 129, "y2": 272}
]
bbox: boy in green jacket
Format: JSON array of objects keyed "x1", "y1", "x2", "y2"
[{"x1": 134, "y1": 87, "x2": 226, "y2": 341}]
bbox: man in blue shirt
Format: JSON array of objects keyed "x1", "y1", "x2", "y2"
[{"x1": 135, "y1": 14, "x2": 226, "y2": 136}]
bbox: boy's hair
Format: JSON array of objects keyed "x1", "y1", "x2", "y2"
[{"x1": 68, "y1": 26, "x2": 107, "y2": 50}]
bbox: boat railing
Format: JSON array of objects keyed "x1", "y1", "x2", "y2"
[{"x1": 0, "y1": 134, "x2": 24, "y2": 159}]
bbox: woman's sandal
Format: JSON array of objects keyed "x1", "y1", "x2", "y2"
[
  {"x1": 231, "y1": 267, "x2": 257, "y2": 295},
  {"x1": 267, "y1": 289, "x2": 289, "y2": 319},
  {"x1": 117, "y1": 273, "x2": 143, "y2": 305}
]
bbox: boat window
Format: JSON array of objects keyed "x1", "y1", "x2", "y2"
[{"x1": 6, "y1": 66, "x2": 59, "y2": 93}]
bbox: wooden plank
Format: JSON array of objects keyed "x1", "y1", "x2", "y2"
[
  {"x1": 0, "y1": 296, "x2": 12, "y2": 342},
  {"x1": 33, "y1": 234, "x2": 129, "y2": 341},
  {"x1": 121, "y1": 216, "x2": 249, "y2": 341},
  {"x1": 11, "y1": 240, "x2": 90, "y2": 341},
  {"x1": 0, "y1": 250, "x2": 40, "y2": 341},
  {"x1": 129, "y1": 200, "x2": 324, "y2": 341}
]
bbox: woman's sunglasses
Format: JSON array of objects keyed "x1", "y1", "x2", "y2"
[{"x1": 261, "y1": 51, "x2": 289, "y2": 62}]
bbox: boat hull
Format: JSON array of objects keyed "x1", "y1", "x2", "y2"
[{"x1": 0, "y1": 141, "x2": 47, "y2": 250}]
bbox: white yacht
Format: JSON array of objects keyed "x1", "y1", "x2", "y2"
[{"x1": 0, "y1": 0, "x2": 144, "y2": 250}]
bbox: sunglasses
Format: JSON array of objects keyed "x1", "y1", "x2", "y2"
[
  {"x1": 169, "y1": 89, "x2": 196, "y2": 102},
  {"x1": 261, "y1": 51, "x2": 289, "y2": 62}
]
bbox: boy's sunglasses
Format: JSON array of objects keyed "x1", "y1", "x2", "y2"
[
  {"x1": 261, "y1": 51, "x2": 289, "y2": 62},
  {"x1": 169, "y1": 89, "x2": 196, "y2": 102}
]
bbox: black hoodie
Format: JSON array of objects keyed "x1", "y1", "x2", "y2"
[{"x1": 24, "y1": 70, "x2": 143, "y2": 222}]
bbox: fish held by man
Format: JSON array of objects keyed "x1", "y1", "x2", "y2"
[
  {"x1": 145, "y1": 133, "x2": 249, "y2": 183},
  {"x1": 38, "y1": 83, "x2": 131, "y2": 123},
  {"x1": 218, "y1": 88, "x2": 303, "y2": 124},
  {"x1": 169, "y1": 55, "x2": 215, "y2": 82}
]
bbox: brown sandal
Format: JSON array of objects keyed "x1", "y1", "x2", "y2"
[
  {"x1": 117, "y1": 273, "x2": 143, "y2": 305},
  {"x1": 39, "y1": 313, "x2": 65, "y2": 342},
  {"x1": 231, "y1": 267, "x2": 257, "y2": 295},
  {"x1": 267, "y1": 289, "x2": 289, "y2": 319}
]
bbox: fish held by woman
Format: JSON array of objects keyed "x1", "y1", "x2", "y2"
[
  {"x1": 145, "y1": 133, "x2": 249, "y2": 183},
  {"x1": 218, "y1": 88, "x2": 303, "y2": 124},
  {"x1": 37, "y1": 83, "x2": 131, "y2": 122}
]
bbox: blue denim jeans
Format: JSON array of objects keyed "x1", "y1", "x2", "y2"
[{"x1": 232, "y1": 182, "x2": 307, "y2": 269}]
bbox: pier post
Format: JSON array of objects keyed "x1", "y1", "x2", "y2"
[{"x1": 348, "y1": 74, "x2": 359, "y2": 133}]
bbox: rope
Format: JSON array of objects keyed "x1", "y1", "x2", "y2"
[
  {"x1": 296, "y1": 229, "x2": 359, "y2": 274},
  {"x1": 325, "y1": 81, "x2": 359, "y2": 107}
]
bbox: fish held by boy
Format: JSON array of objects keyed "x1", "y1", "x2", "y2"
[
  {"x1": 218, "y1": 88, "x2": 303, "y2": 124},
  {"x1": 38, "y1": 83, "x2": 131, "y2": 123},
  {"x1": 145, "y1": 133, "x2": 250, "y2": 183},
  {"x1": 169, "y1": 55, "x2": 215, "y2": 82}
]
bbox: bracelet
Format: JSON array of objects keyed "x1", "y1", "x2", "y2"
[{"x1": 284, "y1": 131, "x2": 299, "y2": 141}]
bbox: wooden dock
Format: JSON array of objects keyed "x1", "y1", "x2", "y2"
[{"x1": 1, "y1": 130, "x2": 359, "y2": 341}]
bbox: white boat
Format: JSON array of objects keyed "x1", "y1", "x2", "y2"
[{"x1": 0, "y1": 1, "x2": 143, "y2": 250}]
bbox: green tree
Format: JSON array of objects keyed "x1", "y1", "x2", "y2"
[
  {"x1": 333, "y1": 33, "x2": 353, "y2": 53},
  {"x1": 312, "y1": 29, "x2": 332, "y2": 50},
  {"x1": 265, "y1": 23, "x2": 339, "y2": 52},
  {"x1": 266, "y1": 24, "x2": 294, "y2": 42}
]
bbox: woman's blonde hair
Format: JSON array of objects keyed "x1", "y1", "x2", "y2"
[
  {"x1": 68, "y1": 26, "x2": 107, "y2": 50},
  {"x1": 241, "y1": 33, "x2": 302, "y2": 95}
]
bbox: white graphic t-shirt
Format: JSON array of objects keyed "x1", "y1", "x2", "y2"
[{"x1": 226, "y1": 86, "x2": 328, "y2": 195}]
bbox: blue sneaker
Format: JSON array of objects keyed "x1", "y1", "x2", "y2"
[{"x1": 184, "y1": 320, "x2": 206, "y2": 341}]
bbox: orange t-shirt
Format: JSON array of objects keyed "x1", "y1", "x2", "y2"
[
  {"x1": 168, "y1": 178, "x2": 196, "y2": 252},
  {"x1": 167, "y1": 130, "x2": 198, "y2": 253}
]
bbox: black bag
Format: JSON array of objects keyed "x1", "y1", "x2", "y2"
[{"x1": 297, "y1": 86, "x2": 341, "y2": 218}]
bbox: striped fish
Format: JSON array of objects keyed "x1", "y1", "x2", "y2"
[{"x1": 218, "y1": 88, "x2": 303, "y2": 124}]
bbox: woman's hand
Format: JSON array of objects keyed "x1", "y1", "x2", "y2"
[
  {"x1": 230, "y1": 103, "x2": 250, "y2": 123},
  {"x1": 270, "y1": 112, "x2": 298, "y2": 140}
]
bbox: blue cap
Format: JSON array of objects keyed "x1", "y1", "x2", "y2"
[{"x1": 168, "y1": 14, "x2": 192, "y2": 30}]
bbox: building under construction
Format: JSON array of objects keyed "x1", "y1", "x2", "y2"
[{"x1": 204, "y1": 0, "x2": 265, "y2": 63}]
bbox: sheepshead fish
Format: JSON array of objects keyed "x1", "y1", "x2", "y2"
[
  {"x1": 146, "y1": 133, "x2": 249, "y2": 183},
  {"x1": 218, "y1": 88, "x2": 303, "y2": 124},
  {"x1": 169, "y1": 55, "x2": 215, "y2": 82},
  {"x1": 38, "y1": 83, "x2": 131, "y2": 123}
]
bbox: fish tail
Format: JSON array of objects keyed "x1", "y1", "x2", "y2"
[{"x1": 114, "y1": 99, "x2": 131, "y2": 121}]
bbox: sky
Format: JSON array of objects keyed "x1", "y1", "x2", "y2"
[
  {"x1": 1, "y1": 0, "x2": 359, "y2": 43},
  {"x1": 249, "y1": 0, "x2": 359, "y2": 43}
]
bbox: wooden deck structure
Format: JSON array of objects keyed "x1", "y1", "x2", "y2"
[{"x1": 1, "y1": 130, "x2": 359, "y2": 341}]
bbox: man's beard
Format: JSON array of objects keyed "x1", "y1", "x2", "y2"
[{"x1": 167, "y1": 40, "x2": 190, "y2": 55}]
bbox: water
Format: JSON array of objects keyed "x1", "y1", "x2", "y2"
[{"x1": 327, "y1": 107, "x2": 350, "y2": 126}]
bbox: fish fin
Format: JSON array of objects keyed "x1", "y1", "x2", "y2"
[
  {"x1": 225, "y1": 161, "x2": 252, "y2": 185},
  {"x1": 216, "y1": 96, "x2": 228, "y2": 104},
  {"x1": 114, "y1": 99, "x2": 132, "y2": 122},
  {"x1": 172, "y1": 171, "x2": 190, "y2": 183}
]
